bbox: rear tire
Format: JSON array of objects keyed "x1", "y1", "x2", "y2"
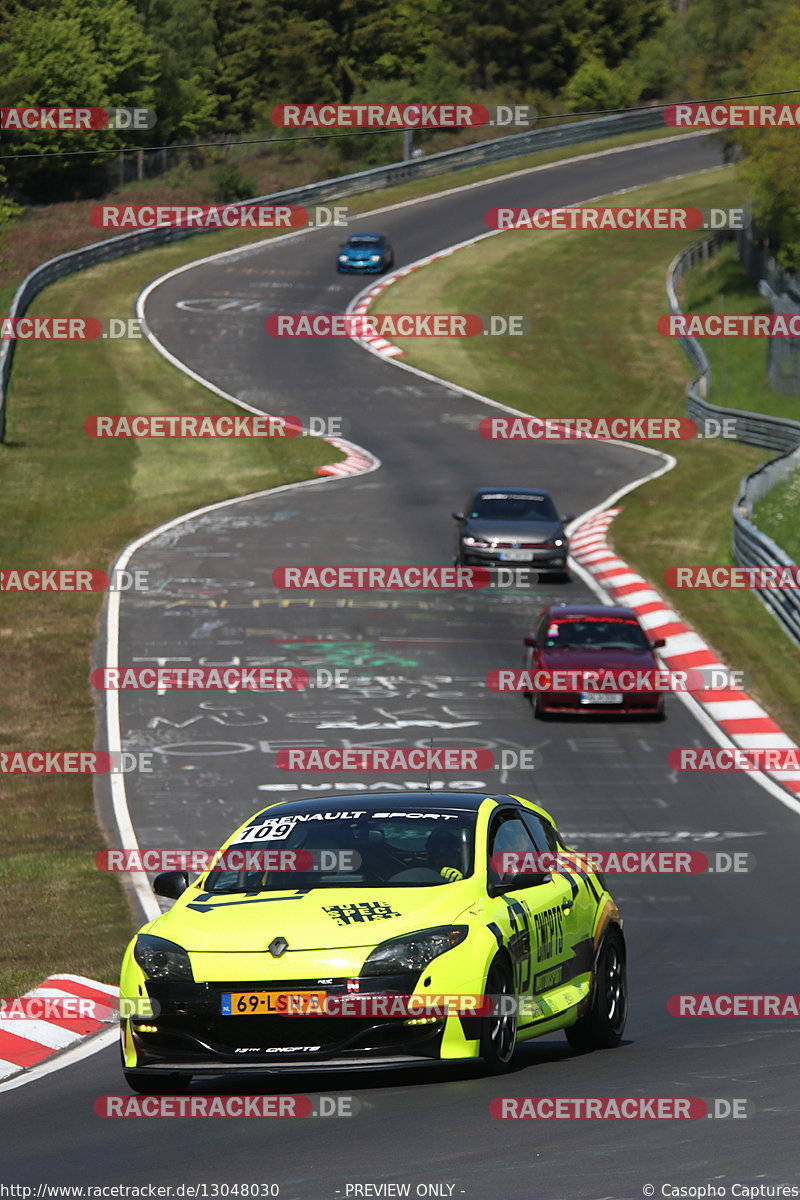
[
  {"x1": 565, "y1": 926, "x2": 627, "y2": 1052},
  {"x1": 123, "y1": 1069, "x2": 192, "y2": 1094},
  {"x1": 481, "y1": 956, "x2": 517, "y2": 1073}
]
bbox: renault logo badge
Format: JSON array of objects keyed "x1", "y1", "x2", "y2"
[{"x1": 268, "y1": 937, "x2": 288, "y2": 957}]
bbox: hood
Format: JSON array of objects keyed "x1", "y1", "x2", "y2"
[
  {"x1": 344, "y1": 247, "x2": 380, "y2": 260},
  {"x1": 150, "y1": 883, "x2": 474, "y2": 954},
  {"x1": 539, "y1": 646, "x2": 657, "y2": 672},
  {"x1": 464, "y1": 518, "x2": 563, "y2": 543}
]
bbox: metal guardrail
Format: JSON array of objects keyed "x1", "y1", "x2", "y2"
[
  {"x1": 0, "y1": 105, "x2": 669, "y2": 441},
  {"x1": 732, "y1": 447, "x2": 800, "y2": 645},
  {"x1": 667, "y1": 232, "x2": 800, "y2": 645},
  {"x1": 666, "y1": 234, "x2": 800, "y2": 454}
]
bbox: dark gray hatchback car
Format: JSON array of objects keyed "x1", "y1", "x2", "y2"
[{"x1": 452, "y1": 487, "x2": 572, "y2": 577}]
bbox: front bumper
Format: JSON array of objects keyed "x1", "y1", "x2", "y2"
[
  {"x1": 460, "y1": 546, "x2": 568, "y2": 570},
  {"x1": 536, "y1": 691, "x2": 664, "y2": 715},
  {"x1": 125, "y1": 977, "x2": 468, "y2": 1071},
  {"x1": 337, "y1": 260, "x2": 383, "y2": 273}
]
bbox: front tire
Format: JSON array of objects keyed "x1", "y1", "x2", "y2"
[
  {"x1": 565, "y1": 926, "x2": 627, "y2": 1052},
  {"x1": 481, "y1": 956, "x2": 517, "y2": 1073}
]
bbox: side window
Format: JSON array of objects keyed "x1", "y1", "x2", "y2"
[
  {"x1": 487, "y1": 813, "x2": 538, "y2": 884},
  {"x1": 536, "y1": 611, "x2": 552, "y2": 645},
  {"x1": 519, "y1": 810, "x2": 559, "y2": 853}
]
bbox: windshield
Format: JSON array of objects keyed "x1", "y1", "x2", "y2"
[
  {"x1": 543, "y1": 616, "x2": 650, "y2": 651},
  {"x1": 470, "y1": 493, "x2": 557, "y2": 521},
  {"x1": 204, "y1": 807, "x2": 477, "y2": 891},
  {"x1": 347, "y1": 237, "x2": 380, "y2": 249}
]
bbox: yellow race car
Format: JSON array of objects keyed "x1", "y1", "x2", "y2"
[{"x1": 119, "y1": 791, "x2": 626, "y2": 1092}]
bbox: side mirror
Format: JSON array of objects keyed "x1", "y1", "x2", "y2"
[
  {"x1": 649, "y1": 636, "x2": 666, "y2": 649},
  {"x1": 452, "y1": 511, "x2": 465, "y2": 521},
  {"x1": 562, "y1": 514, "x2": 575, "y2": 524},
  {"x1": 488, "y1": 870, "x2": 549, "y2": 895},
  {"x1": 524, "y1": 636, "x2": 537, "y2": 647},
  {"x1": 153, "y1": 871, "x2": 189, "y2": 899}
]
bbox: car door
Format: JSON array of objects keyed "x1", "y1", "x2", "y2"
[
  {"x1": 518, "y1": 807, "x2": 597, "y2": 1013},
  {"x1": 486, "y1": 809, "x2": 578, "y2": 1029}
]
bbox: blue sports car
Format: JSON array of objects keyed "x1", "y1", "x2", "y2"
[{"x1": 338, "y1": 233, "x2": 394, "y2": 274}]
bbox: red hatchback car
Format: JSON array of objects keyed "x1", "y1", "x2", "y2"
[{"x1": 523, "y1": 604, "x2": 667, "y2": 718}]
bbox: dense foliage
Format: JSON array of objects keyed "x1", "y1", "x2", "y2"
[{"x1": 0, "y1": 0, "x2": 796, "y2": 260}]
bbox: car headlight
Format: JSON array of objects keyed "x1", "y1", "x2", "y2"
[
  {"x1": 463, "y1": 536, "x2": 490, "y2": 548},
  {"x1": 369, "y1": 254, "x2": 381, "y2": 262},
  {"x1": 134, "y1": 935, "x2": 194, "y2": 981},
  {"x1": 554, "y1": 538, "x2": 564, "y2": 547},
  {"x1": 361, "y1": 926, "x2": 468, "y2": 977},
  {"x1": 338, "y1": 254, "x2": 348, "y2": 262}
]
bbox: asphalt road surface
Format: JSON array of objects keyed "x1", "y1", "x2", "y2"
[{"x1": 5, "y1": 133, "x2": 800, "y2": 1199}]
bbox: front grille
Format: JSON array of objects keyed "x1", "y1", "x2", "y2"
[
  {"x1": 492, "y1": 539, "x2": 559, "y2": 549},
  {"x1": 133, "y1": 1014, "x2": 443, "y2": 1062}
]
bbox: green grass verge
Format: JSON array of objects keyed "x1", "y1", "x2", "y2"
[
  {"x1": 369, "y1": 166, "x2": 800, "y2": 743},
  {"x1": 682, "y1": 241, "x2": 800, "y2": 567},
  {"x1": 753, "y1": 471, "x2": 800, "y2": 565},
  {"x1": 680, "y1": 241, "x2": 800, "y2": 421},
  {"x1": 0, "y1": 249, "x2": 341, "y2": 997}
]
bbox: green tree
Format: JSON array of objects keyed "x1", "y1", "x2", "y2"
[
  {"x1": 211, "y1": 0, "x2": 286, "y2": 133},
  {"x1": 736, "y1": 2, "x2": 800, "y2": 270},
  {"x1": 0, "y1": 0, "x2": 157, "y2": 201},
  {"x1": 562, "y1": 55, "x2": 639, "y2": 112},
  {"x1": 0, "y1": 166, "x2": 23, "y2": 272},
  {"x1": 133, "y1": 0, "x2": 217, "y2": 140},
  {"x1": 647, "y1": 0, "x2": 788, "y2": 100}
]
